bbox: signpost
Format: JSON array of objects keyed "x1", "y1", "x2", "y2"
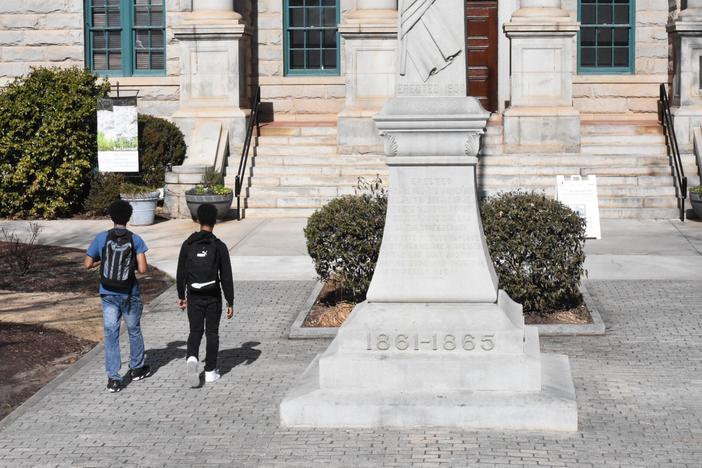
[
  {"x1": 556, "y1": 175, "x2": 602, "y2": 239},
  {"x1": 97, "y1": 96, "x2": 139, "y2": 173}
]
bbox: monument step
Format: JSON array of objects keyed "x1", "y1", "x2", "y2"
[{"x1": 479, "y1": 185, "x2": 676, "y2": 198}]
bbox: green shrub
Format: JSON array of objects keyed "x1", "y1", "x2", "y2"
[
  {"x1": 305, "y1": 193, "x2": 387, "y2": 301},
  {"x1": 481, "y1": 191, "x2": 586, "y2": 315},
  {"x1": 0, "y1": 67, "x2": 110, "y2": 218},
  {"x1": 138, "y1": 114, "x2": 186, "y2": 187},
  {"x1": 304, "y1": 189, "x2": 586, "y2": 315},
  {"x1": 83, "y1": 172, "x2": 125, "y2": 215}
]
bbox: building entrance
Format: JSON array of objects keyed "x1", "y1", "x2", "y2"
[{"x1": 465, "y1": 0, "x2": 498, "y2": 112}]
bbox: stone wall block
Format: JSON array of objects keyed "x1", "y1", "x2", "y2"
[
  {"x1": 0, "y1": 14, "x2": 41, "y2": 29},
  {"x1": 574, "y1": 97, "x2": 629, "y2": 113},
  {"x1": 45, "y1": 46, "x2": 84, "y2": 62},
  {"x1": 43, "y1": 13, "x2": 83, "y2": 29},
  {"x1": 1, "y1": 46, "x2": 46, "y2": 62},
  {"x1": 22, "y1": 30, "x2": 83, "y2": 47},
  {"x1": 627, "y1": 97, "x2": 658, "y2": 113}
]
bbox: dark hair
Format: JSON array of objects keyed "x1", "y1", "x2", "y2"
[
  {"x1": 108, "y1": 200, "x2": 133, "y2": 225},
  {"x1": 197, "y1": 203, "x2": 218, "y2": 227}
]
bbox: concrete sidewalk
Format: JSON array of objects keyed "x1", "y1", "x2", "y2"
[
  {"x1": 2, "y1": 217, "x2": 701, "y2": 282},
  {"x1": 0, "y1": 217, "x2": 317, "y2": 281}
]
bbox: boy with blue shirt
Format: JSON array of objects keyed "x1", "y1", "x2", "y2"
[{"x1": 84, "y1": 200, "x2": 151, "y2": 393}]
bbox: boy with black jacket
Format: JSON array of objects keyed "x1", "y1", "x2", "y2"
[{"x1": 176, "y1": 204, "x2": 235, "y2": 387}]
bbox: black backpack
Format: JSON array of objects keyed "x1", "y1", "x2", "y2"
[
  {"x1": 186, "y1": 237, "x2": 220, "y2": 293},
  {"x1": 100, "y1": 229, "x2": 136, "y2": 293}
]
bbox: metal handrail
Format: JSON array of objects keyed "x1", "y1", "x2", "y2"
[
  {"x1": 659, "y1": 84, "x2": 688, "y2": 222},
  {"x1": 234, "y1": 86, "x2": 261, "y2": 220}
]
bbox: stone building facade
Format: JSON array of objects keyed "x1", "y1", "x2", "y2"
[{"x1": 0, "y1": 0, "x2": 700, "y2": 218}]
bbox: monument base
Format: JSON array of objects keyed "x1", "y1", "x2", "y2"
[
  {"x1": 280, "y1": 294, "x2": 578, "y2": 431},
  {"x1": 280, "y1": 353, "x2": 576, "y2": 431}
]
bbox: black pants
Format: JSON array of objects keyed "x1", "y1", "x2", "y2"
[{"x1": 186, "y1": 294, "x2": 222, "y2": 372}]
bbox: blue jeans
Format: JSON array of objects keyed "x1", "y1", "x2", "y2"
[{"x1": 101, "y1": 295, "x2": 145, "y2": 381}]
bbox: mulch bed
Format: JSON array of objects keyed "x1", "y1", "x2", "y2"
[
  {"x1": 303, "y1": 281, "x2": 592, "y2": 328},
  {"x1": 0, "y1": 241, "x2": 173, "y2": 421}
]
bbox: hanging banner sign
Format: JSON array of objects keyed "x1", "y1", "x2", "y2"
[
  {"x1": 556, "y1": 175, "x2": 602, "y2": 239},
  {"x1": 97, "y1": 96, "x2": 139, "y2": 172}
]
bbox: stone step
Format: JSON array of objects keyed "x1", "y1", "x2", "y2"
[
  {"x1": 580, "y1": 134, "x2": 666, "y2": 145},
  {"x1": 597, "y1": 196, "x2": 678, "y2": 209},
  {"x1": 251, "y1": 165, "x2": 388, "y2": 177},
  {"x1": 580, "y1": 122, "x2": 663, "y2": 136},
  {"x1": 258, "y1": 126, "x2": 337, "y2": 137},
  {"x1": 244, "y1": 207, "x2": 319, "y2": 218},
  {"x1": 252, "y1": 155, "x2": 387, "y2": 167},
  {"x1": 480, "y1": 185, "x2": 677, "y2": 198},
  {"x1": 256, "y1": 135, "x2": 338, "y2": 145},
  {"x1": 248, "y1": 174, "x2": 383, "y2": 187},
  {"x1": 247, "y1": 186, "x2": 356, "y2": 198},
  {"x1": 479, "y1": 155, "x2": 669, "y2": 167},
  {"x1": 246, "y1": 196, "x2": 335, "y2": 209},
  {"x1": 599, "y1": 207, "x2": 680, "y2": 219},
  {"x1": 580, "y1": 144, "x2": 667, "y2": 155},
  {"x1": 255, "y1": 145, "x2": 337, "y2": 156},
  {"x1": 478, "y1": 165, "x2": 673, "y2": 177},
  {"x1": 478, "y1": 174, "x2": 675, "y2": 188}
]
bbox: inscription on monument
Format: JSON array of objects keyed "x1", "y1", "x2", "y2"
[
  {"x1": 378, "y1": 175, "x2": 482, "y2": 280},
  {"x1": 366, "y1": 333, "x2": 496, "y2": 352}
]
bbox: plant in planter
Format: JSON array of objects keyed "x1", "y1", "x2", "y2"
[
  {"x1": 690, "y1": 185, "x2": 702, "y2": 219},
  {"x1": 120, "y1": 182, "x2": 160, "y2": 226},
  {"x1": 184, "y1": 168, "x2": 234, "y2": 220}
]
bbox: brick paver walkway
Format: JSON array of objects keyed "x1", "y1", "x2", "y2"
[{"x1": 0, "y1": 280, "x2": 701, "y2": 467}]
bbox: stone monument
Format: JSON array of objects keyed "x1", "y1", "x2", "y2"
[{"x1": 280, "y1": 0, "x2": 578, "y2": 431}]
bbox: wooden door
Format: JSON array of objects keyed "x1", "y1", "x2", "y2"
[{"x1": 465, "y1": 0, "x2": 498, "y2": 112}]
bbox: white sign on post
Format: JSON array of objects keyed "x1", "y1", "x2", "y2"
[
  {"x1": 97, "y1": 96, "x2": 139, "y2": 172},
  {"x1": 556, "y1": 175, "x2": 602, "y2": 239}
]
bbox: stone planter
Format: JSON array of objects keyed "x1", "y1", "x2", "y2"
[
  {"x1": 121, "y1": 191, "x2": 161, "y2": 226},
  {"x1": 690, "y1": 189, "x2": 702, "y2": 219},
  {"x1": 185, "y1": 191, "x2": 234, "y2": 221}
]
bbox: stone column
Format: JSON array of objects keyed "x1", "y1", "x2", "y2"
[
  {"x1": 336, "y1": 1, "x2": 398, "y2": 154},
  {"x1": 503, "y1": 1, "x2": 580, "y2": 153},
  {"x1": 669, "y1": 1, "x2": 702, "y2": 154},
  {"x1": 164, "y1": 1, "x2": 251, "y2": 218}
]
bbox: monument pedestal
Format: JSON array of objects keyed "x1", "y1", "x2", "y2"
[{"x1": 280, "y1": 96, "x2": 577, "y2": 431}]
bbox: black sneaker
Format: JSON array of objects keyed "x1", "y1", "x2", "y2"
[
  {"x1": 126, "y1": 365, "x2": 151, "y2": 381},
  {"x1": 106, "y1": 379, "x2": 122, "y2": 393}
]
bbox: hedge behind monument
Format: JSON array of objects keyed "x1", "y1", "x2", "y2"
[
  {"x1": 481, "y1": 191, "x2": 587, "y2": 315},
  {"x1": 138, "y1": 114, "x2": 187, "y2": 187},
  {"x1": 305, "y1": 190, "x2": 586, "y2": 315},
  {"x1": 0, "y1": 67, "x2": 110, "y2": 218},
  {"x1": 305, "y1": 193, "x2": 387, "y2": 301}
]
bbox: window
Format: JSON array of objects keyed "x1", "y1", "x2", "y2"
[
  {"x1": 284, "y1": 0, "x2": 340, "y2": 76},
  {"x1": 578, "y1": 0, "x2": 635, "y2": 74},
  {"x1": 86, "y1": 0, "x2": 166, "y2": 76}
]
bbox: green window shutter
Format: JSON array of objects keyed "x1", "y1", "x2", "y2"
[
  {"x1": 578, "y1": 0, "x2": 635, "y2": 74},
  {"x1": 85, "y1": 0, "x2": 166, "y2": 76},
  {"x1": 284, "y1": 0, "x2": 340, "y2": 76}
]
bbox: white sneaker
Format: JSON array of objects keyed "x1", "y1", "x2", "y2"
[
  {"x1": 205, "y1": 369, "x2": 221, "y2": 383},
  {"x1": 186, "y1": 356, "x2": 199, "y2": 388}
]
